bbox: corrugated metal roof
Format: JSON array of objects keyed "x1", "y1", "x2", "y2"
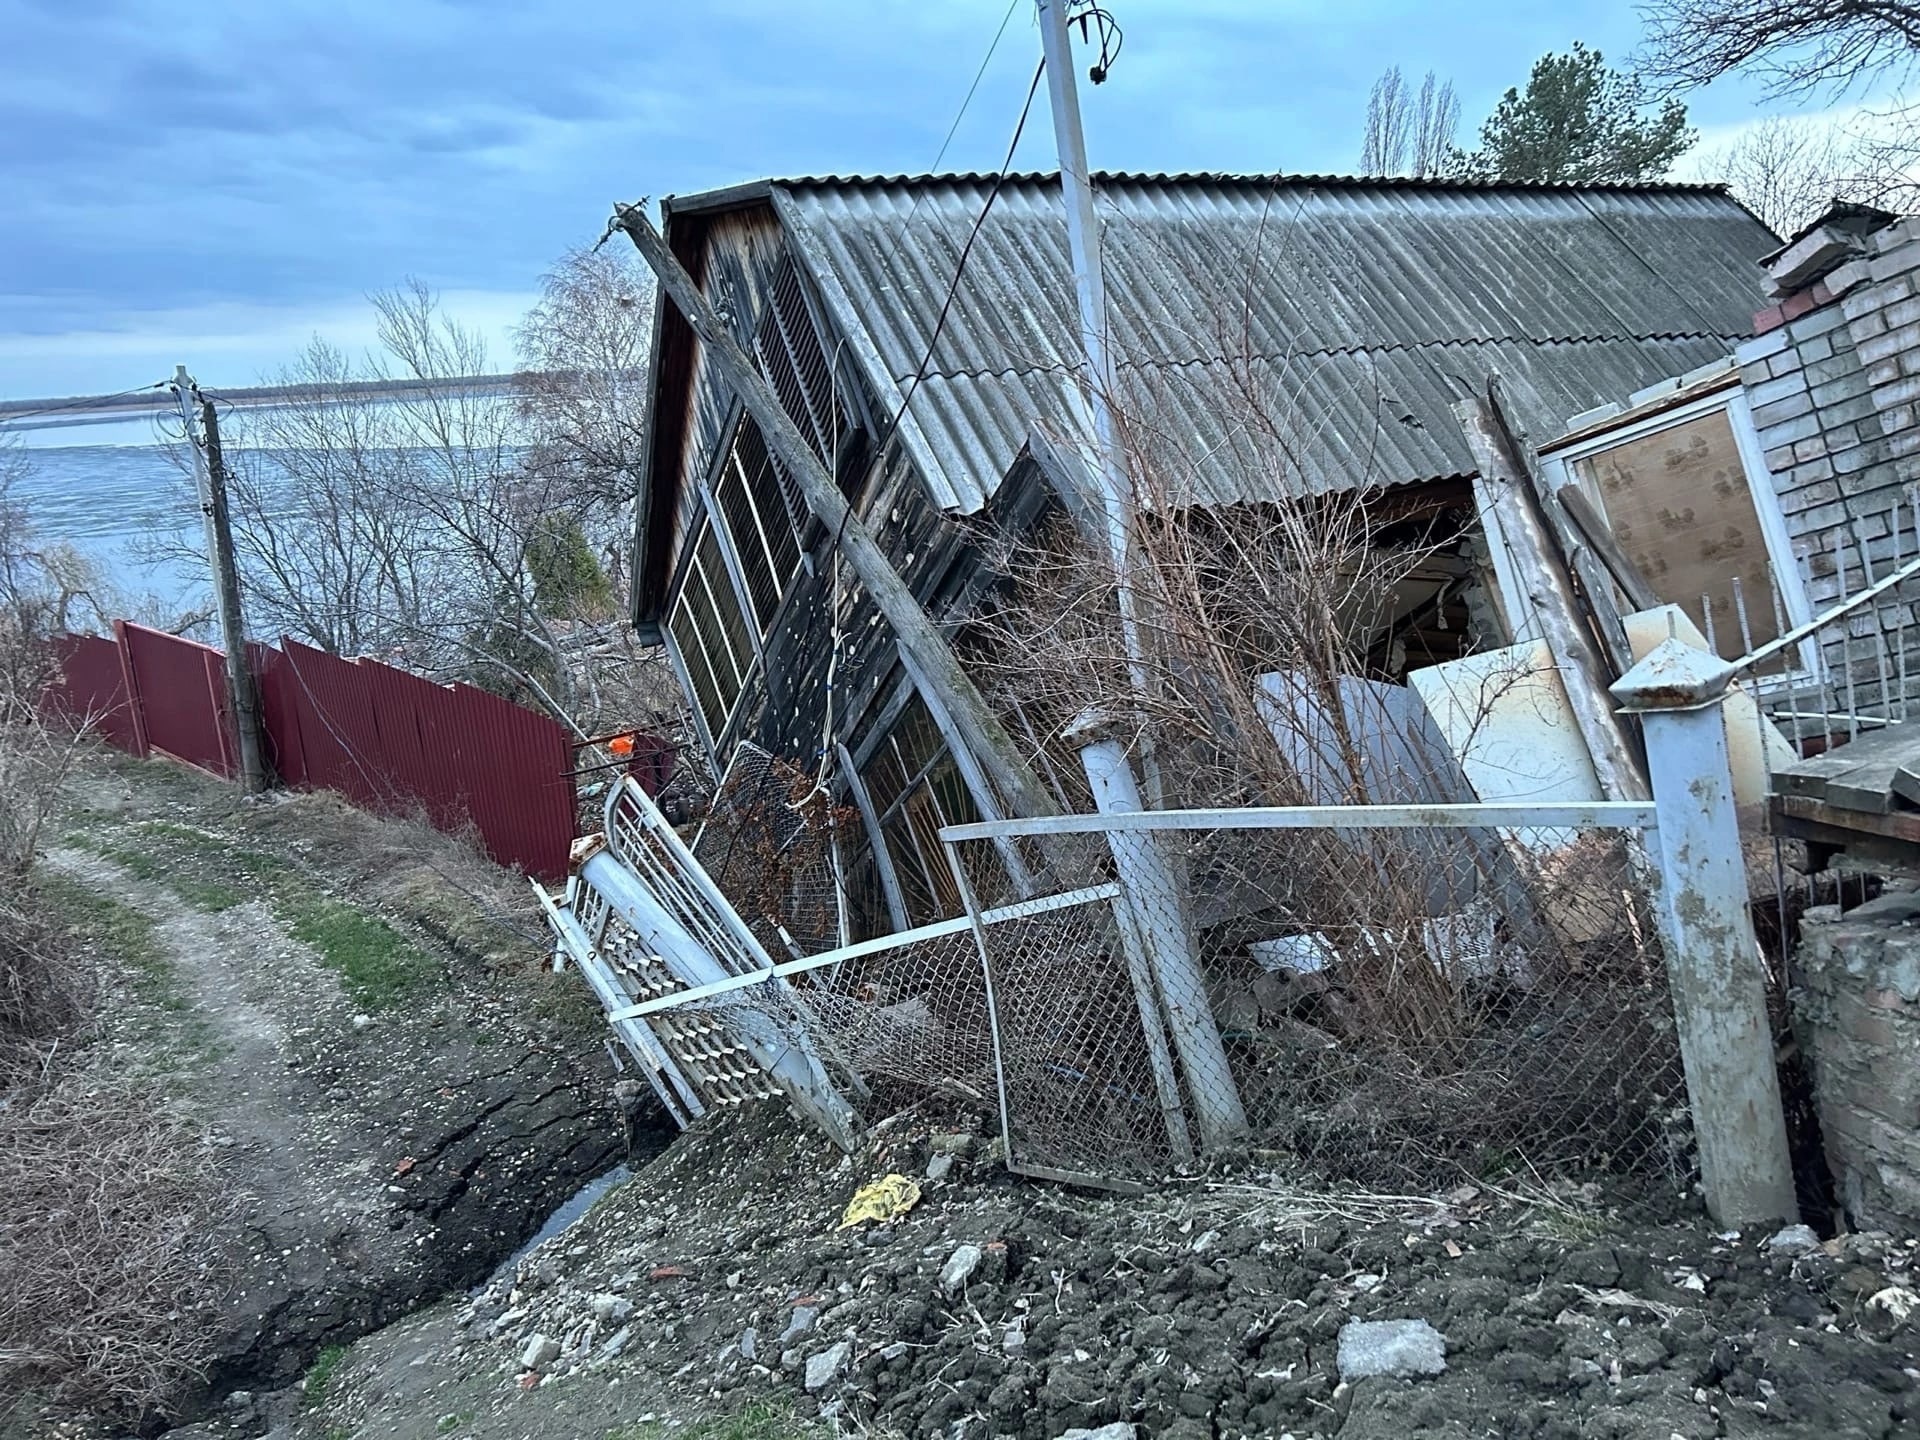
[{"x1": 761, "y1": 173, "x2": 1775, "y2": 510}]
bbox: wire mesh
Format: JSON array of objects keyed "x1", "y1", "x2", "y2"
[
  {"x1": 692, "y1": 742, "x2": 850, "y2": 958},
  {"x1": 944, "y1": 820, "x2": 1692, "y2": 1191},
  {"x1": 672, "y1": 926, "x2": 1000, "y2": 1107}
]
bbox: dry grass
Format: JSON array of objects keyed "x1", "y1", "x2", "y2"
[{"x1": 0, "y1": 1078, "x2": 230, "y2": 1420}]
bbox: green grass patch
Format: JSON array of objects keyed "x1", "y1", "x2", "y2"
[
  {"x1": 60, "y1": 815, "x2": 444, "y2": 1013},
  {"x1": 607, "y1": 1403, "x2": 821, "y2": 1440},
  {"x1": 304, "y1": 1344, "x2": 351, "y2": 1407},
  {"x1": 33, "y1": 871, "x2": 178, "y2": 1010},
  {"x1": 282, "y1": 896, "x2": 439, "y2": 1011}
]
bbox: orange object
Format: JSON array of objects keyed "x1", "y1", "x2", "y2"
[{"x1": 609, "y1": 734, "x2": 635, "y2": 758}]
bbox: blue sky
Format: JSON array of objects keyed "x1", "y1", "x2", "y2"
[{"x1": 0, "y1": 0, "x2": 1822, "y2": 405}]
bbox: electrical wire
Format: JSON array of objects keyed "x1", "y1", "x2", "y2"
[
  {"x1": 0, "y1": 380, "x2": 172, "y2": 430},
  {"x1": 930, "y1": 0, "x2": 1023, "y2": 174},
  {"x1": 873, "y1": 57, "x2": 1046, "y2": 468},
  {"x1": 1070, "y1": 2, "x2": 1123, "y2": 84}
]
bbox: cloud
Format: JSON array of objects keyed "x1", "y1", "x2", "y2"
[{"x1": 0, "y1": 0, "x2": 1839, "y2": 400}]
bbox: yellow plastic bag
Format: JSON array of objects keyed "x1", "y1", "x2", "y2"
[{"x1": 838, "y1": 1173, "x2": 922, "y2": 1229}]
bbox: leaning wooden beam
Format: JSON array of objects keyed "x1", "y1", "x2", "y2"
[
  {"x1": 614, "y1": 203, "x2": 1062, "y2": 826},
  {"x1": 1455, "y1": 380, "x2": 1651, "y2": 803},
  {"x1": 1556, "y1": 483, "x2": 1661, "y2": 615}
]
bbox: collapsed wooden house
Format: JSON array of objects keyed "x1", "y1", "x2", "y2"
[{"x1": 623, "y1": 171, "x2": 1777, "y2": 938}]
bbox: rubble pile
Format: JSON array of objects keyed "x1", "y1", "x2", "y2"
[{"x1": 379, "y1": 1102, "x2": 1920, "y2": 1440}]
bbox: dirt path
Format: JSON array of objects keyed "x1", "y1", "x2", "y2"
[{"x1": 37, "y1": 761, "x2": 653, "y2": 1430}]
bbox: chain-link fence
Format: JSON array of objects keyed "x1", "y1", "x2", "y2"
[
  {"x1": 555, "y1": 767, "x2": 1695, "y2": 1196},
  {"x1": 939, "y1": 810, "x2": 1692, "y2": 1192}
]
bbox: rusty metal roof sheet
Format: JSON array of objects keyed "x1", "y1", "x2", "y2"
[{"x1": 754, "y1": 173, "x2": 1774, "y2": 511}]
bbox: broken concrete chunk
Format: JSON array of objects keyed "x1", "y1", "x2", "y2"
[
  {"x1": 589, "y1": 1292, "x2": 634, "y2": 1325},
  {"x1": 1336, "y1": 1318, "x2": 1447, "y2": 1380},
  {"x1": 1059, "y1": 1426, "x2": 1137, "y2": 1440},
  {"x1": 780, "y1": 1305, "x2": 819, "y2": 1343},
  {"x1": 928, "y1": 1132, "x2": 977, "y2": 1156},
  {"x1": 738, "y1": 1325, "x2": 758, "y2": 1362},
  {"x1": 596, "y1": 1325, "x2": 632, "y2": 1360},
  {"x1": 925, "y1": 1152, "x2": 956, "y2": 1184},
  {"x1": 519, "y1": 1333, "x2": 560, "y2": 1370},
  {"x1": 804, "y1": 1340, "x2": 851, "y2": 1392},
  {"x1": 1767, "y1": 1224, "x2": 1821, "y2": 1256},
  {"x1": 941, "y1": 1243, "x2": 984, "y2": 1296}
]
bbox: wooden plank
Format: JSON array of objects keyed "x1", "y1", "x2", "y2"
[
  {"x1": 1556, "y1": 483, "x2": 1661, "y2": 613},
  {"x1": 1826, "y1": 726, "x2": 1920, "y2": 814},
  {"x1": 1891, "y1": 758, "x2": 1920, "y2": 810},
  {"x1": 1772, "y1": 792, "x2": 1920, "y2": 848},
  {"x1": 1774, "y1": 722, "x2": 1920, "y2": 805},
  {"x1": 1455, "y1": 382, "x2": 1650, "y2": 803}
]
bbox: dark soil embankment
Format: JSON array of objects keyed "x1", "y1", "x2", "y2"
[{"x1": 299, "y1": 1101, "x2": 1919, "y2": 1440}]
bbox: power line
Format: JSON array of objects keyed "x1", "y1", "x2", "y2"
[
  {"x1": 0, "y1": 380, "x2": 171, "y2": 430},
  {"x1": 930, "y1": 0, "x2": 1024, "y2": 174},
  {"x1": 876, "y1": 58, "x2": 1047, "y2": 463}
]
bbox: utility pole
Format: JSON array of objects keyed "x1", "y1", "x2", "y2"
[
  {"x1": 1035, "y1": 0, "x2": 1159, "y2": 789},
  {"x1": 172, "y1": 366, "x2": 268, "y2": 794}
]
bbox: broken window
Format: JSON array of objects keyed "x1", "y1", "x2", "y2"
[
  {"x1": 1540, "y1": 389, "x2": 1814, "y2": 664},
  {"x1": 856, "y1": 692, "x2": 982, "y2": 928},
  {"x1": 714, "y1": 414, "x2": 804, "y2": 634},
  {"x1": 754, "y1": 252, "x2": 868, "y2": 509},
  {"x1": 668, "y1": 515, "x2": 757, "y2": 744}
]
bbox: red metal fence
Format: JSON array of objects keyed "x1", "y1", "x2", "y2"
[{"x1": 41, "y1": 623, "x2": 636, "y2": 881}]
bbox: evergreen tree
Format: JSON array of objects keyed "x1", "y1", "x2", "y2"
[{"x1": 1461, "y1": 44, "x2": 1694, "y2": 184}]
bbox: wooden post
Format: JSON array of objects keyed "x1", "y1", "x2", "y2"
[
  {"x1": 198, "y1": 396, "x2": 270, "y2": 793},
  {"x1": 613, "y1": 206, "x2": 1061, "y2": 828},
  {"x1": 1455, "y1": 382, "x2": 1650, "y2": 803}
]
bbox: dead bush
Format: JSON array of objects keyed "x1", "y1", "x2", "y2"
[
  {"x1": 945, "y1": 348, "x2": 1685, "y2": 1184},
  {"x1": 0, "y1": 882, "x2": 93, "y2": 1088},
  {"x1": 0, "y1": 1077, "x2": 228, "y2": 1420}
]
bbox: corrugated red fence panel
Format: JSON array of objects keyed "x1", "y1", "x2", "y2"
[
  {"x1": 43, "y1": 633, "x2": 140, "y2": 752},
  {"x1": 43, "y1": 626, "x2": 611, "y2": 882},
  {"x1": 119, "y1": 623, "x2": 233, "y2": 777},
  {"x1": 274, "y1": 640, "x2": 388, "y2": 811}
]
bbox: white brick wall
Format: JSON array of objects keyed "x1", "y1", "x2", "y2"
[{"x1": 1736, "y1": 217, "x2": 1920, "y2": 709}]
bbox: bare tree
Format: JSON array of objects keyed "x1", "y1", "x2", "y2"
[
  {"x1": 211, "y1": 284, "x2": 596, "y2": 723},
  {"x1": 514, "y1": 248, "x2": 654, "y2": 563},
  {"x1": 1642, "y1": 0, "x2": 1920, "y2": 96},
  {"x1": 1643, "y1": 0, "x2": 1920, "y2": 213},
  {"x1": 204, "y1": 279, "x2": 680, "y2": 739},
  {"x1": 1695, "y1": 114, "x2": 1854, "y2": 233},
  {"x1": 1361, "y1": 66, "x2": 1461, "y2": 177}
]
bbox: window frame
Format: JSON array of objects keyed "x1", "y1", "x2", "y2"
[
  {"x1": 1524, "y1": 387, "x2": 1819, "y2": 681},
  {"x1": 663, "y1": 503, "x2": 762, "y2": 759}
]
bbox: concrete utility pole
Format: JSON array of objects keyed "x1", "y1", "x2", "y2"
[
  {"x1": 173, "y1": 366, "x2": 268, "y2": 794},
  {"x1": 1035, "y1": 0, "x2": 1159, "y2": 743},
  {"x1": 1612, "y1": 640, "x2": 1797, "y2": 1225},
  {"x1": 1066, "y1": 708, "x2": 1246, "y2": 1149}
]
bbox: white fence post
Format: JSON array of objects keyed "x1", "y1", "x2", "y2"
[
  {"x1": 1064, "y1": 708, "x2": 1249, "y2": 1148},
  {"x1": 1611, "y1": 639, "x2": 1798, "y2": 1224}
]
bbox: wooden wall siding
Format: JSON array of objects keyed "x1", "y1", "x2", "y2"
[
  {"x1": 650, "y1": 209, "x2": 1044, "y2": 926},
  {"x1": 665, "y1": 205, "x2": 789, "y2": 587}
]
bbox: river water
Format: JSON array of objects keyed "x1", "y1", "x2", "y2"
[{"x1": 9, "y1": 442, "x2": 208, "y2": 613}]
